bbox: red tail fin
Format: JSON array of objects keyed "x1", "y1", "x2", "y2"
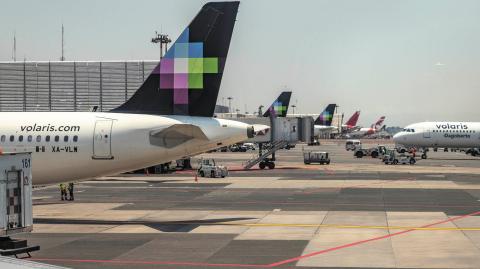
[
  {"x1": 374, "y1": 116, "x2": 385, "y2": 130},
  {"x1": 345, "y1": 111, "x2": 360, "y2": 126}
]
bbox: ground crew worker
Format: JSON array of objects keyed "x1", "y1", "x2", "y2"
[
  {"x1": 59, "y1": 183, "x2": 67, "y2": 201},
  {"x1": 68, "y1": 182, "x2": 74, "y2": 201}
]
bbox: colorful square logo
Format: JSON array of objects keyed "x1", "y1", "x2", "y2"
[{"x1": 154, "y1": 28, "x2": 220, "y2": 106}]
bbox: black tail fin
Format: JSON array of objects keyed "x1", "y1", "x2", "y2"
[
  {"x1": 263, "y1": 91, "x2": 292, "y2": 117},
  {"x1": 314, "y1": 104, "x2": 336, "y2": 126},
  {"x1": 111, "y1": 2, "x2": 239, "y2": 116}
]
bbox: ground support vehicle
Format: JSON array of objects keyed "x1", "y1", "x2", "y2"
[
  {"x1": 197, "y1": 159, "x2": 228, "y2": 178},
  {"x1": 354, "y1": 145, "x2": 387, "y2": 158},
  {"x1": 304, "y1": 151, "x2": 330, "y2": 165},
  {"x1": 383, "y1": 151, "x2": 416, "y2": 165}
]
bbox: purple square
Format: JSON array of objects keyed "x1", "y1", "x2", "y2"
[
  {"x1": 159, "y1": 59, "x2": 174, "y2": 74},
  {"x1": 174, "y1": 88, "x2": 188, "y2": 104},
  {"x1": 160, "y1": 74, "x2": 173, "y2": 89},
  {"x1": 174, "y1": 73, "x2": 188, "y2": 89}
]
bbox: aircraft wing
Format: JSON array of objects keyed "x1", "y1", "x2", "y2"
[{"x1": 149, "y1": 124, "x2": 209, "y2": 148}]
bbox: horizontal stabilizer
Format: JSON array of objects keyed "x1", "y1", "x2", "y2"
[{"x1": 149, "y1": 124, "x2": 208, "y2": 148}]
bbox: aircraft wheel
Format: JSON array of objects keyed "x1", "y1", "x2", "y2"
[
  {"x1": 267, "y1": 162, "x2": 275, "y2": 169},
  {"x1": 259, "y1": 162, "x2": 266, "y2": 169}
]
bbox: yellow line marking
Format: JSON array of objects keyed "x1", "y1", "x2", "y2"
[{"x1": 206, "y1": 222, "x2": 480, "y2": 231}]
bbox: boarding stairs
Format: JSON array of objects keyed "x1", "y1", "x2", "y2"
[{"x1": 243, "y1": 140, "x2": 288, "y2": 169}]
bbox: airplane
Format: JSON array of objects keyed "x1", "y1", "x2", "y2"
[
  {"x1": 262, "y1": 91, "x2": 292, "y2": 117},
  {"x1": 342, "y1": 111, "x2": 361, "y2": 131},
  {"x1": 347, "y1": 116, "x2": 386, "y2": 138},
  {"x1": 0, "y1": 1, "x2": 254, "y2": 185},
  {"x1": 314, "y1": 104, "x2": 337, "y2": 136},
  {"x1": 393, "y1": 122, "x2": 480, "y2": 159}
]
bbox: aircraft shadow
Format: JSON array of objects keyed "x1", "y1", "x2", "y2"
[{"x1": 33, "y1": 217, "x2": 255, "y2": 232}]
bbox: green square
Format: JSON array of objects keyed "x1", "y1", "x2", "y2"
[
  {"x1": 188, "y1": 58, "x2": 203, "y2": 74},
  {"x1": 203, "y1": 58, "x2": 218, "y2": 73},
  {"x1": 275, "y1": 105, "x2": 286, "y2": 113},
  {"x1": 188, "y1": 73, "x2": 203, "y2": 89}
]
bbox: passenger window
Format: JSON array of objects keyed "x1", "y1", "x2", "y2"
[
  {"x1": 36, "y1": 135, "x2": 41, "y2": 142},
  {"x1": 54, "y1": 135, "x2": 59, "y2": 142},
  {"x1": 9, "y1": 135, "x2": 14, "y2": 142},
  {"x1": 73, "y1": 135, "x2": 78, "y2": 142},
  {"x1": 0, "y1": 135, "x2": 4, "y2": 142},
  {"x1": 64, "y1": 135, "x2": 68, "y2": 142},
  {"x1": 46, "y1": 135, "x2": 51, "y2": 142},
  {"x1": 19, "y1": 135, "x2": 23, "y2": 142},
  {"x1": 28, "y1": 135, "x2": 32, "y2": 142}
]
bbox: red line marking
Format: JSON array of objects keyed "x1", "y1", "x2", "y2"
[
  {"x1": 30, "y1": 211, "x2": 480, "y2": 268},
  {"x1": 267, "y1": 210, "x2": 480, "y2": 267}
]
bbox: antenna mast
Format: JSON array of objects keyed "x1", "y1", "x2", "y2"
[
  {"x1": 60, "y1": 24, "x2": 65, "y2": 61},
  {"x1": 13, "y1": 32, "x2": 16, "y2": 62}
]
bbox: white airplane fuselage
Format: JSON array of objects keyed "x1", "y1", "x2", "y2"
[
  {"x1": 0, "y1": 112, "x2": 250, "y2": 185},
  {"x1": 314, "y1": 125, "x2": 337, "y2": 137},
  {"x1": 348, "y1": 127, "x2": 375, "y2": 138},
  {"x1": 393, "y1": 122, "x2": 480, "y2": 148}
]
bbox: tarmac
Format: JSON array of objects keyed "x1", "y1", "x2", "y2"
[{"x1": 15, "y1": 140, "x2": 480, "y2": 268}]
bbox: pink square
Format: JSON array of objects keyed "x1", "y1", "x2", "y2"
[
  {"x1": 174, "y1": 88, "x2": 188, "y2": 104},
  {"x1": 159, "y1": 59, "x2": 174, "y2": 74},
  {"x1": 174, "y1": 73, "x2": 188, "y2": 89},
  {"x1": 160, "y1": 74, "x2": 173, "y2": 89}
]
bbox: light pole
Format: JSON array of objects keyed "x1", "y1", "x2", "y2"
[
  {"x1": 151, "y1": 31, "x2": 172, "y2": 60},
  {"x1": 227, "y1": 97, "x2": 233, "y2": 117},
  {"x1": 258, "y1": 105, "x2": 264, "y2": 117},
  {"x1": 335, "y1": 105, "x2": 341, "y2": 134}
]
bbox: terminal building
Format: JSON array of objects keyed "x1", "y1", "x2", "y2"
[{"x1": 0, "y1": 61, "x2": 157, "y2": 112}]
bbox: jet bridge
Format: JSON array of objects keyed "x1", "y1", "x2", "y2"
[{"x1": 233, "y1": 116, "x2": 314, "y2": 169}]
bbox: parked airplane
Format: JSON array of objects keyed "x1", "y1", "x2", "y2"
[
  {"x1": 393, "y1": 122, "x2": 480, "y2": 158},
  {"x1": 0, "y1": 2, "x2": 253, "y2": 185},
  {"x1": 348, "y1": 116, "x2": 385, "y2": 138},
  {"x1": 263, "y1": 91, "x2": 292, "y2": 117},
  {"x1": 314, "y1": 104, "x2": 337, "y2": 136},
  {"x1": 342, "y1": 111, "x2": 361, "y2": 131}
]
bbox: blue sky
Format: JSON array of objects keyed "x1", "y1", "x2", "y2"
[{"x1": 1, "y1": 0, "x2": 480, "y2": 126}]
